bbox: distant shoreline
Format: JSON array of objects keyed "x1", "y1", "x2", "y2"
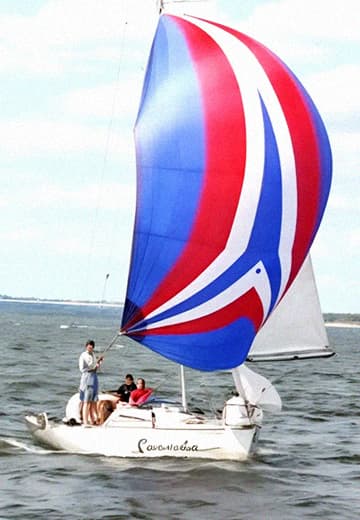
[
  {"x1": 0, "y1": 298, "x2": 358, "y2": 326},
  {"x1": 0, "y1": 297, "x2": 123, "y2": 308}
]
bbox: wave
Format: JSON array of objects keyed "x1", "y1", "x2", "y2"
[
  {"x1": 0, "y1": 437, "x2": 54, "y2": 455},
  {"x1": 325, "y1": 322, "x2": 360, "y2": 329}
]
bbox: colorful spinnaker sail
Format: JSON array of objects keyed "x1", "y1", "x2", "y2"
[{"x1": 121, "y1": 14, "x2": 332, "y2": 371}]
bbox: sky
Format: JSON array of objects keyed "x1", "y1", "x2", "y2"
[{"x1": 0, "y1": 0, "x2": 359, "y2": 312}]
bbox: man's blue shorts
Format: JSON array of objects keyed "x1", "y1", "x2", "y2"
[{"x1": 79, "y1": 382, "x2": 99, "y2": 402}]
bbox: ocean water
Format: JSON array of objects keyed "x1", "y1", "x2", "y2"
[{"x1": 0, "y1": 301, "x2": 359, "y2": 520}]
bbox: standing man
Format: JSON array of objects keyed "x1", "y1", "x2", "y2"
[{"x1": 79, "y1": 339, "x2": 103, "y2": 425}]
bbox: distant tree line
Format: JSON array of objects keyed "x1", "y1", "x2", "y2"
[
  {"x1": 324, "y1": 313, "x2": 359, "y2": 323},
  {"x1": 0, "y1": 294, "x2": 122, "y2": 305},
  {"x1": 1, "y1": 295, "x2": 358, "y2": 322}
]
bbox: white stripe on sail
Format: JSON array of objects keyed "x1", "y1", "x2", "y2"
[{"x1": 130, "y1": 262, "x2": 271, "y2": 332}]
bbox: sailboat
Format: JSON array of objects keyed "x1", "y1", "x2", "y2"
[{"x1": 25, "y1": 4, "x2": 333, "y2": 460}]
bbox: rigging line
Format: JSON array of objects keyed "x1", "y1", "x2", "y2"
[
  {"x1": 99, "y1": 273, "x2": 110, "y2": 308},
  {"x1": 198, "y1": 374, "x2": 220, "y2": 416},
  {"x1": 103, "y1": 1, "x2": 142, "y2": 281},
  {"x1": 84, "y1": 1, "x2": 130, "y2": 299},
  {"x1": 98, "y1": 331, "x2": 122, "y2": 359}
]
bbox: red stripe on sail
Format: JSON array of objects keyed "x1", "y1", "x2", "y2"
[{"x1": 127, "y1": 288, "x2": 263, "y2": 337}]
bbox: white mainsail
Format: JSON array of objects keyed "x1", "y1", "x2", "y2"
[
  {"x1": 232, "y1": 364, "x2": 282, "y2": 412},
  {"x1": 246, "y1": 256, "x2": 333, "y2": 361}
]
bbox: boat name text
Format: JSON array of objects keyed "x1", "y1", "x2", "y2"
[{"x1": 138, "y1": 438, "x2": 199, "y2": 453}]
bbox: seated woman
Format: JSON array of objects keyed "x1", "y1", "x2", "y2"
[
  {"x1": 129, "y1": 378, "x2": 153, "y2": 406},
  {"x1": 97, "y1": 399, "x2": 117, "y2": 425}
]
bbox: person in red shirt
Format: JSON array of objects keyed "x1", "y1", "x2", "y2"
[{"x1": 129, "y1": 378, "x2": 153, "y2": 406}]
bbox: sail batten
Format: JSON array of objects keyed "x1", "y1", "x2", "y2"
[
  {"x1": 121, "y1": 14, "x2": 332, "y2": 371},
  {"x1": 247, "y1": 349, "x2": 334, "y2": 362}
]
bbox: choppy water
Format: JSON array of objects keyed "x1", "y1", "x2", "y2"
[{"x1": 0, "y1": 301, "x2": 359, "y2": 519}]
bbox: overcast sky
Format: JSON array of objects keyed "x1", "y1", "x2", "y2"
[{"x1": 1, "y1": 0, "x2": 359, "y2": 312}]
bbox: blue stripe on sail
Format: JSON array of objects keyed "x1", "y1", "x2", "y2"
[
  {"x1": 295, "y1": 80, "x2": 332, "y2": 233},
  {"x1": 129, "y1": 317, "x2": 256, "y2": 371},
  {"x1": 123, "y1": 16, "x2": 206, "y2": 319},
  {"x1": 253, "y1": 96, "x2": 283, "y2": 310},
  {"x1": 137, "y1": 97, "x2": 283, "y2": 327}
]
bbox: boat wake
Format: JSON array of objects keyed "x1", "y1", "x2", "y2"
[
  {"x1": 255, "y1": 447, "x2": 279, "y2": 457},
  {"x1": 0, "y1": 437, "x2": 55, "y2": 455}
]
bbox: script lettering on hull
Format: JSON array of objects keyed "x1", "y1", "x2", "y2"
[
  {"x1": 137, "y1": 438, "x2": 221, "y2": 454},
  {"x1": 138, "y1": 438, "x2": 199, "y2": 454}
]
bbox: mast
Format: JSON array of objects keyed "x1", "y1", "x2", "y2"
[
  {"x1": 156, "y1": 0, "x2": 164, "y2": 13},
  {"x1": 157, "y1": 0, "x2": 208, "y2": 15},
  {"x1": 180, "y1": 365, "x2": 188, "y2": 411},
  {"x1": 99, "y1": 273, "x2": 110, "y2": 309}
]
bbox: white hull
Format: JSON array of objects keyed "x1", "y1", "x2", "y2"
[{"x1": 25, "y1": 394, "x2": 262, "y2": 461}]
